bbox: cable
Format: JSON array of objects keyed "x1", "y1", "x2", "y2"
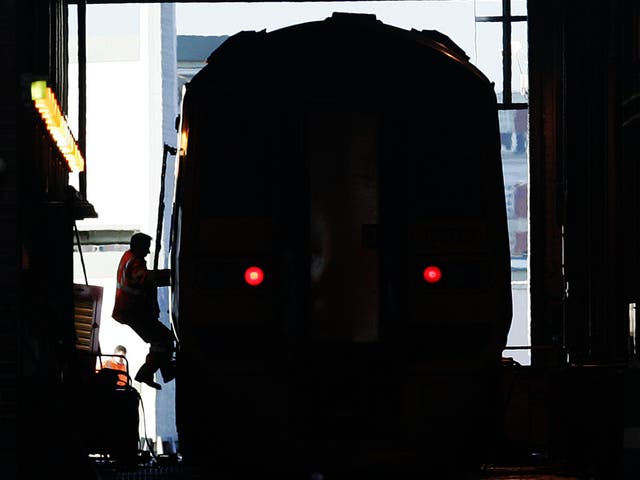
[
  {"x1": 131, "y1": 385, "x2": 159, "y2": 464},
  {"x1": 73, "y1": 220, "x2": 88, "y2": 286}
]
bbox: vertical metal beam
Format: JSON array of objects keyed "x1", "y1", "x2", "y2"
[
  {"x1": 78, "y1": 0, "x2": 87, "y2": 198},
  {"x1": 502, "y1": 0, "x2": 512, "y2": 105}
]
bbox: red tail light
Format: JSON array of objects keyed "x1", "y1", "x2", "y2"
[
  {"x1": 423, "y1": 265, "x2": 442, "y2": 284},
  {"x1": 244, "y1": 266, "x2": 265, "y2": 286}
]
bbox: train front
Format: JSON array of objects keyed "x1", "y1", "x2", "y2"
[{"x1": 170, "y1": 12, "x2": 512, "y2": 476}]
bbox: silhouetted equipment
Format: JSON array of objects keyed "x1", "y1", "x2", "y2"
[
  {"x1": 72, "y1": 285, "x2": 140, "y2": 465},
  {"x1": 81, "y1": 354, "x2": 140, "y2": 466},
  {"x1": 73, "y1": 284, "x2": 102, "y2": 354},
  {"x1": 73, "y1": 283, "x2": 103, "y2": 380},
  {"x1": 169, "y1": 12, "x2": 513, "y2": 477}
]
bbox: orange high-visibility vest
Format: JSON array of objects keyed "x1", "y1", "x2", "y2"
[
  {"x1": 100, "y1": 358, "x2": 128, "y2": 387},
  {"x1": 112, "y1": 250, "x2": 153, "y2": 323}
]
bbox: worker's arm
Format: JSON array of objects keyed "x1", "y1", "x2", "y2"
[{"x1": 151, "y1": 268, "x2": 171, "y2": 287}]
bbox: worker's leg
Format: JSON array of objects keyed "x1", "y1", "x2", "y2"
[{"x1": 129, "y1": 320, "x2": 175, "y2": 388}]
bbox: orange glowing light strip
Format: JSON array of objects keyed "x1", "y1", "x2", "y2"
[{"x1": 31, "y1": 80, "x2": 85, "y2": 173}]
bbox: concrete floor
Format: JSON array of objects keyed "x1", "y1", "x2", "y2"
[{"x1": 91, "y1": 460, "x2": 590, "y2": 480}]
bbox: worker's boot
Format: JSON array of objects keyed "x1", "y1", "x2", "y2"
[
  {"x1": 160, "y1": 359, "x2": 176, "y2": 383},
  {"x1": 134, "y1": 363, "x2": 161, "y2": 390}
]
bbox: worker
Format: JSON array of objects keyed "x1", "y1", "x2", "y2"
[
  {"x1": 112, "y1": 232, "x2": 174, "y2": 390},
  {"x1": 99, "y1": 344, "x2": 129, "y2": 387}
]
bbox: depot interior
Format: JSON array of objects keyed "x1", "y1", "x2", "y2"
[{"x1": 2, "y1": 0, "x2": 640, "y2": 478}]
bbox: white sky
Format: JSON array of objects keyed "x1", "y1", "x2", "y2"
[
  {"x1": 175, "y1": 0, "x2": 526, "y2": 36},
  {"x1": 176, "y1": 1, "x2": 474, "y2": 35},
  {"x1": 174, "y1": 1, "x2": 527, "y2": 88},
  {"x1": 175, "y1": 2, "x2": 480, "y2": 64},
  {"x1": 68, "y1": 1, "x2": 528, "y2": 88}
]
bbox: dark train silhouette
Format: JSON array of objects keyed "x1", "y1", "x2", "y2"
[{"x1": 169, "y1": 12, "x2": 513, "y2": 476}]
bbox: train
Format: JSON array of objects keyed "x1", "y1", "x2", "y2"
[{"x1": 169, "y1": 12, "x2": 513, "y2": 477}]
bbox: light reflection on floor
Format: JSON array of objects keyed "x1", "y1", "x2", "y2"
[{"x1": 481, "y1": 465, "x2": 586, "y2": 480}]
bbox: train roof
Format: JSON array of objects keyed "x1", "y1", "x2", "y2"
[{"x1": 188, "y1": 11, "x2": 494, "y2": 96}]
